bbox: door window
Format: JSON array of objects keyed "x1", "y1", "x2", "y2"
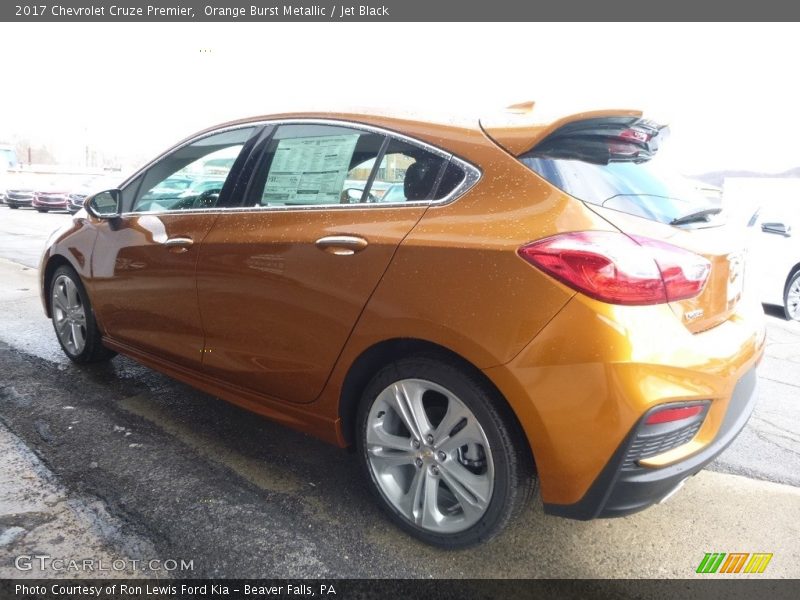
[
  {"x1": 249, "y1": 124, "x2": 456, "y2": 207},
  {"x1": 130, "y1": 127, "x2": 256, "y2": 213},
  {"x1": 249, "y1": 124, "x2": 383, "y2": 207}
]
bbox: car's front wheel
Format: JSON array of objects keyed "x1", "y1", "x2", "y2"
[
  {"x1": 50, "y1": 266, "x2": 116, "y2": 363},
  {"x1": 356, "y1": 355, "x2": 535, "y2": 548},
  {"x1": 785, "y1": 270, "x2": 800, "y2": 321},
  {"x1": 36, "y1": 208, "x2": 48, "y2": 213}
]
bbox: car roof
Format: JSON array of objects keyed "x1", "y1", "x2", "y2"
[
  {"x1": 146, "y1": 102, "x2": 645, "y2": 181},
  {"x1": 208, "y1": 103, "x2": 644, "y2": 155},
  {"x1": 163, "y1": 108, "x2": 492, "y2": 170},
  {"x1": 213, "y1": 106, "x2": 479, "y2": 132}
]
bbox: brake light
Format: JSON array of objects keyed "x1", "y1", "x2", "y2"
[
  {"x1": 618, "y1": 128, "x2": 651, "y2": 143},
  {"x1": 645, "y1": 404, "x2": 705, "y2": 425},
  {"x1": 518, "y1": 231, "x2": 710, "y2": 305}
]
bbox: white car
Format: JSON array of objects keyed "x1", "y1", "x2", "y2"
[{"x1": 746, "y1": 203, "x2": 800, "y2": 321}]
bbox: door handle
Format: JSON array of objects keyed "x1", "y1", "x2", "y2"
[
  {"x1": 315, "y1": 235, "x2": 368, "y2": 256},
  {"x1": 164, "y1": 237, "x2": 194, "y2": 253}
]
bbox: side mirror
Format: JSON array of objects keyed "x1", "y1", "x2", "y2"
[
  {"x1": 85, "y1": 189, "x2": 121, "y2": 219},
  {"x1": 761, "y1": 222, "x2": 791, "y2": 237}
]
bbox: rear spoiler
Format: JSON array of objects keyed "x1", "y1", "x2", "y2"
[{"x1": 480, "y1": 102, "x2": 666, "y2": 160}]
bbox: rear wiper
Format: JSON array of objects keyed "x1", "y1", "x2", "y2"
[{"x1": 670, "y1": 207, "x2": 722, "y2": 226}]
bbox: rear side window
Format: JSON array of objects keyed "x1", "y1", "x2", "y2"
[
  {"x1": 519, "y1": 118, "x2": 720, "y2": 227},
  {"x1": 368, "y1": 138, "x2": 448, "y2": 203}
]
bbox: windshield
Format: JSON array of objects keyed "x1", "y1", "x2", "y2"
[
  {"x1": 188, "y1": 179, "x2": 225, "y2": 193},
  {"x1": 520, "y1": 145, "x2": 721, "y2": 226},
  {"x1": 381, "y1": 184, "x2": 406, "y2": 203},
  {"x1": 155, "y1": 178, "x2": 192, "y2": 191}
]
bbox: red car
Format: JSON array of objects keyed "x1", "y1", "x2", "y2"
[{"x1": 32, "y1": 178, "x2": 74, "y2": 212}]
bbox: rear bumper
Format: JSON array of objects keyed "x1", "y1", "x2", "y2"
[
  {"x1": 483, "y1": 289, "x2": 765, "y2": 513},
  {"x1": 543, "y1": 366, "x2": 758, "y2": 519}
]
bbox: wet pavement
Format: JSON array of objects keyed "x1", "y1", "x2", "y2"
[
  {"x1": 0, "y1": 207, "x2": 67, "y2": 270},
  {"x1": 0, "y1": 208, "x2": 799, "y2": 578},
  {"x1": 0, "y1": 422, "x2": 156, "y2": 579}
]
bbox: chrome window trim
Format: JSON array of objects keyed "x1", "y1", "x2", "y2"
[
  {"x1": 119, "y1": 118, "x2": 482, "y2": 218},
  {"x1": 116, "y1": 122, "x2": 262, "y2": 192}
]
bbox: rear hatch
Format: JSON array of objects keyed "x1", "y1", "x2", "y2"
[{"x1": 486, "y1": 109, "x2": 743, "y2": 332}]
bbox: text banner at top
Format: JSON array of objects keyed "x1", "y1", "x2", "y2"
[{"x1": 4, "y1": 0, "x2": 800, "y2": 22}]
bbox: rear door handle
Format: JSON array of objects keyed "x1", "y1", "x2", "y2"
[
  {"x1": 315, "y1": 235, "x2": 368, "y2": 256},
  {"x1": 164, "y1": 237, "x2": 194, "y2": 252}
]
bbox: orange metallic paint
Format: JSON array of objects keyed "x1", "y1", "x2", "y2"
[
  {"x1": 587, "y1": 205, "x2": 749, "y2": 334},
  {"x1": 196, "y1": 205, "x2": 428, "y2": 403},
  {"x1": 40, "y1": 108, "x2": 766, "y2": 508},
  {"x1": 483, "y1": 291, "x2": 765, "y2": 504},
  {"x1": 90, "y1": 213, "x2": 219, "y2": 369}
]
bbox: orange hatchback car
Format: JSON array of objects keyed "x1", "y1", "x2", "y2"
[{"x1": 41, "y1": 104, "x2": 765, "y2": 547}]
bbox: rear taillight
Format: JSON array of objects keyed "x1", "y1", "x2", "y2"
[{"x1": 518, "y1": 231, "x2": 710, "y2": 305}]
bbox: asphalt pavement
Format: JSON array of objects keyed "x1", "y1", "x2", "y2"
[{"x1": 0, "y1": 207, "x2": 798, "y2": 579}]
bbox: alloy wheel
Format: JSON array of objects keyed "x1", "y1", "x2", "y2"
[
  {"x1": 52, "y1": 274, "x2": 87, "y2": 355},
  {"x1": 787, "y1": 275, "x2": 800, "y2": 320},
  {"x1": 365, "y1": 378, "x2": 495, "y2": 533}
]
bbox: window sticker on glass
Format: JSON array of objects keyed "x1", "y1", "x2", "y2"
[{"x1": 263, "y1": 134, "x2": 359, "y2": 205}]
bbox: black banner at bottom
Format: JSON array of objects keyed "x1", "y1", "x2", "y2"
[{"x1": 2, "y1": 579, "x2": 799, "y2": 600}]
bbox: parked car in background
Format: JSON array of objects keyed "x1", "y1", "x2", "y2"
[
  {"x1": 67, "y1": 174, "x2": 125, "y2": 214},
  {"x1": 4, "y1": 184, "x2": 35, "y2": 208},
  {"x1": 137, "y1": 175, "x2": 193, "y2": 208},
  {"x1": 40, "y1": 106, "x2": 765, "y2": 548},
  {"x1": 746, "y1": 203, "x2": 800, "y2": 320},
  {"x1": 379, "y1": 183, "x2": 406, "y2": 203},
  {"x1": 33, "y1": 180, "x2": 73, "y2": 212},
  {"x1": 176, "y1": 177, "x2": 227, "y2": 208}
]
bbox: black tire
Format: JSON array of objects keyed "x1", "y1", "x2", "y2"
[
  {"x1": 356, "y1": 354, "x2": 535, "y2": 548},
  {"x1": 36, "y1": 208, "x2": 49, "y2": 213},
  {"x1": 9, "y1": 204, "x2": 19, "y2": 209},
  {"x1": 49, "y1": 265, "x2": 116, "y2": 363},
  {"x1": 785, "y1": 270, "x2": 800, "y2": 321}
]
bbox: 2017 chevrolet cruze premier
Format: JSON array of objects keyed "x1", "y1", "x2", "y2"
[{"x1": 40, "y1": 104, "x2": 765, "y2": 547}]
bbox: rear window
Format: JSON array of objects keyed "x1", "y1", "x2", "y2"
[{"x1": 519, "y1": 119, "x2": 721, "y2": 227}]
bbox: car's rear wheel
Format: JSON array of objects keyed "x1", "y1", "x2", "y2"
[
  {"x1": 50, "y1": 266, "x2": 116, "y2": 363},
  {"x1": 356, "y1": 355, "x2": 535, "y2": 548},
  {"x1": 785, "y1": 270, "x2": 800, "y2": 321}
]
